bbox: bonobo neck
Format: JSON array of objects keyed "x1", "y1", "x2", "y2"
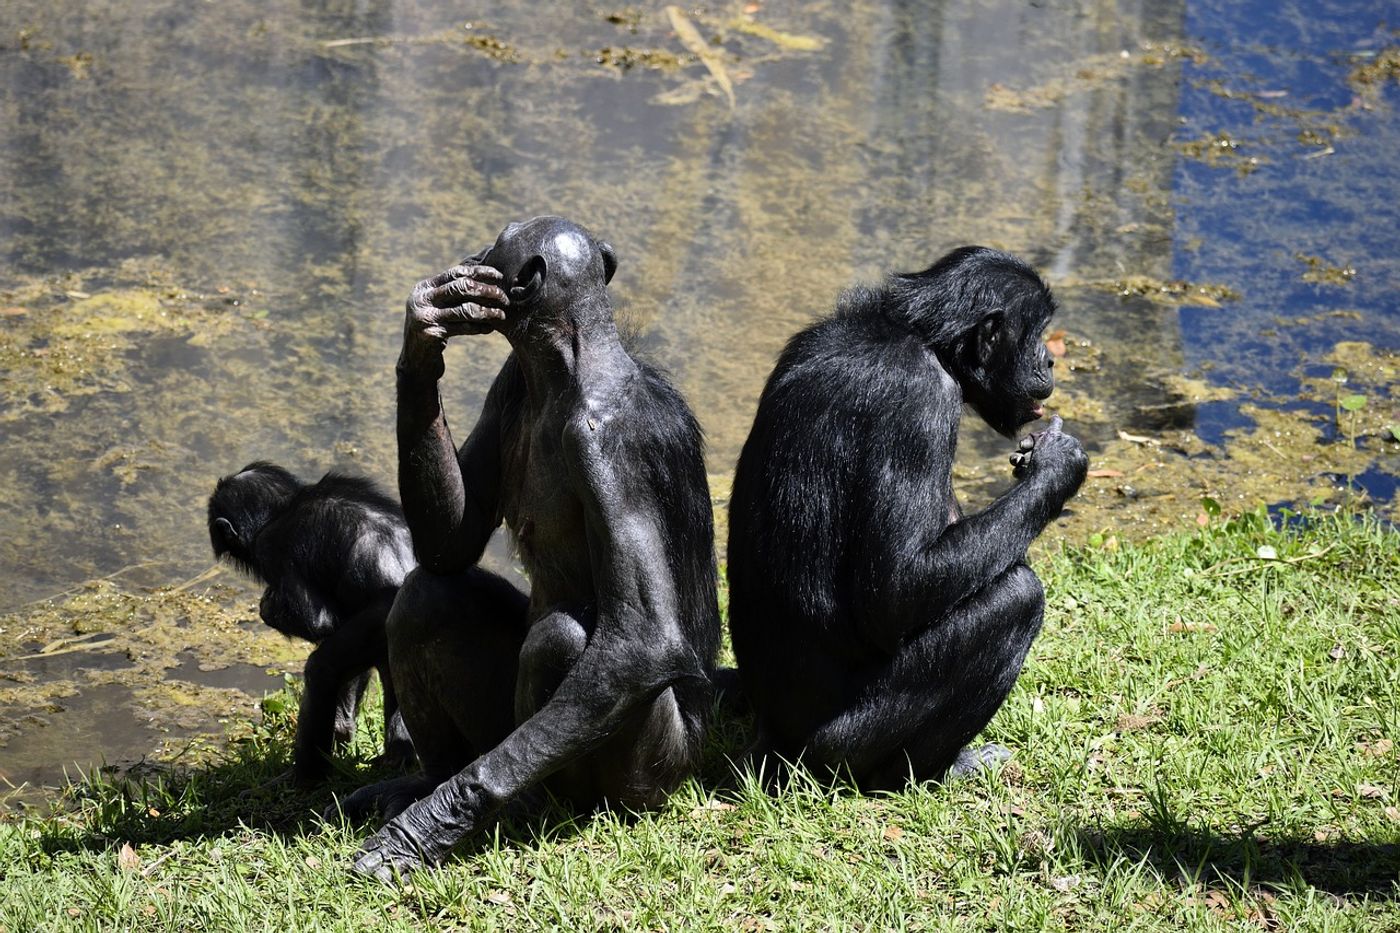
[{"x1": 506, "y1": 296, "x2": 629, "y2": 400}]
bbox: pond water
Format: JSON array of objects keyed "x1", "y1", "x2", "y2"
[{"x1": 1, "y1": 0, "x2": 1396, "y2": 802}]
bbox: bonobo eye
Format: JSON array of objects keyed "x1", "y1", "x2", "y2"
[{"x1": 509, "y1": 256, "x2": 546, "y2": 303}]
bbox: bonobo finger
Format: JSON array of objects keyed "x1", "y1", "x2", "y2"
[
  {"x1": 423, "y1": 263, "x2": 504, "y2": 290},
  {"x1": 429, "y1": 276, "x2": 509, "y2": 309},
  {"x1": 1018, "y1": 435, "x2": 1036, "y2": 452},
  {"x1": 1045, "y1": 414, "x2": 1064, "y2": 434}
]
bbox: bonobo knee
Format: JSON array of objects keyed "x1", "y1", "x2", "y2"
[
  {"x1": 1000, "y1": 564, "x2": 1045, "y2": 616},
  {"x1": 520, "y1": 612, "x2": 588, "y2": 669},
  {"x1": 384, "y1": 567, "x2": 452, "y2": 646}
]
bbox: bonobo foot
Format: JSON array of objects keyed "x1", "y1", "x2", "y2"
[
  {"x1": 948, "y1": 742, "x2": 1013, "y2": 780},
  {"x1": 349, "y1": 784, "x2": 488, "y2": 883},
  {"x1": 324, "y1": 773, "x2": 439, "y2": 825}
]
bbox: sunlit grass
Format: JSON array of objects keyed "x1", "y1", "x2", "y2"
[{"x1": 2, "y1": 511, "x2": 1397, "y2": 930}]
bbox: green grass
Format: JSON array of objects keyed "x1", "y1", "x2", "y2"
[{"x1": 3, "y1": 511, "x2": 1398, "y2": 931}]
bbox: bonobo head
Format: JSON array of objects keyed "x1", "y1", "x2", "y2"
[
  {"x1": 208, "y1": 461, "x2": 302, "y2": 579},
  {"x1": 480, "y1": 216, "x2": 618, "y2": 338},
  {"x1": 892, "y1": 246, "x2": 1057, "y2": 438}
]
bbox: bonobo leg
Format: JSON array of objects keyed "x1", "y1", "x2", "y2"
[
  {"x1": 332, "y1": 567, "x2": 528, "y2": 822},
  {"x1": 517, "y1": 610, "x2": 697, "y2": 810},
  {"x1": 375, "y1": 664, "x2": 415, "y2": 770},
  {"x1": 333, "y1": 671, "x2": 372, "y2": 750},
  {"x1": 806, "y1": 563, "x2": 1045, "y2": 791}
]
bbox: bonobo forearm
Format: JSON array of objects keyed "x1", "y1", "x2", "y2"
[
  {"x1": 395, "y1": 366, "x2": 473, "y2": 573},
  {"x1": 918, "y1": 479, "x2": 1064, "y2": 605}
]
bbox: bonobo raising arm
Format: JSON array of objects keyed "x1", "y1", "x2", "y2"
[
  {"x1": 336, "y1": 216, "x2": 720, "y2": 880},
  {"x1": 727, "y1": 247, "x2": 1087, "y2": 790}
]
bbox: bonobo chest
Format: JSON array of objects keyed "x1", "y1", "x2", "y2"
[{"x1": 500, "y1": 411, "x2": 592, "y2": 607}]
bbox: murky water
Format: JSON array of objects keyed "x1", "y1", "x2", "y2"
[{"x1": 1, "y1": 0, "x2": 1396, "y2": 802}]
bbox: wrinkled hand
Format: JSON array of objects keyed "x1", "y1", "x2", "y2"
[
  {"x1": 1009, "y1": 415, "x2": 1088, "y2": 489},
  {"x1": 398, "y1": 261, "x2": 510, "y2": 380}
]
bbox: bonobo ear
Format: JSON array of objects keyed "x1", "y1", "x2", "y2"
[
  {"x1": 977, "y1": 312, "x2": 1004, "y2": 355},
  {"x1": 599, "y1": 241, "x2": 618, "y2": 285},
  {"x1": 212, "y1": 516, "x2": 239, "y2": 550}
]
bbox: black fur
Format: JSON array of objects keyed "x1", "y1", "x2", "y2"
[
  {"x1": 340, "y1": 216, "x2": 721, "y2": 881},
  {"x1": 727, "y1": 246, "x2": 1087, "y2": 790},
  {"x1": 208, "y1": 462, "x2": 416, "y2": 786}
]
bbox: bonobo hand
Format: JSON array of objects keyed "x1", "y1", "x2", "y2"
[
  {"x1": 398, "y1": 259, "x2": 510, "y2": 381},
  {"x1": 1009, "y1": 415, "x2": 1089, "y2": 491}
]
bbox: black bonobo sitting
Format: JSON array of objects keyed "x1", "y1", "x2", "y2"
[
  {"x1": 208, "y1": 463, "x2": 416, "y2": 787},
  {"x1": 335, "y1": 216, "x2": 720, "y2": 880},
  {"x1": 727, "y1": 246, "x2": 1088, "y2": 790}
]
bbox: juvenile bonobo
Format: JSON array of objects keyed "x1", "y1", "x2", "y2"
[
  {"x1": 727, "y1": 246, "x2": 1088, "y2": 790},
  {"x1": 336, "y1": 216, "x2": 720, "y2": 880},
  {"x1": 208, "y1": 463, "x2": 416, "y2": 787}
]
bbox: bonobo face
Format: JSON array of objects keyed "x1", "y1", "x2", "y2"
[
  {"x1": 963, "y1": 291, "x2": 1057, "y2": 438},
  {"x1": 482, "y1": 216, "x2": 618, "y2": 326}
]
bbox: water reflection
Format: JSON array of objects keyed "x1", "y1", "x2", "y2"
[{"x1": 0, "y1": 0, "x2": 1395, "y2": 797}]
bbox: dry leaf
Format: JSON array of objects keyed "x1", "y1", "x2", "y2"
[
  {"x1": 0, "y1": 306, "x2": 27, "y2": 316},
  {"x1": 486, "y1": 890, "x2": 512, "y2": 905},
  {"x1": 1328, "y1": 643, "x2": 1346, "y2": 661},
  {"x1": 1168, "y1": 619, "x2": 1217, "y2": 634},
  {"x1": 1196, "y1": 512, "x2": 1210, "y2": 527},
  {"x1": 1357, "y1": 783, "x2": 1388, "y2": 799},
  {"x1": 1051, "y1": 874, "x2": 1081, "y2": 892},
  {"x1": 1385, "y1": 806, "x2": 1400, "y2": 822},
  {"x1": 882, "y1": 825, "x2": 904, "y2": 842},
  {"x1": 118, "y1": 843, "x2": 140, "y2": 872},
  {"x1": 1087, "y1": 468, "x2": 1124, "y2": 478},
  {"x1": 1358, "y1": 738, "x2": 1394, "y2": 757},
  {"x1": 666, "y1": 6, "x2": 736, "y2": 108},
  {"x1": 1045, "y1": 330, "x2": 1067, "y2": 357}
]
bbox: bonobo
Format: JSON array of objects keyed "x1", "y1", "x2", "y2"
[
  {"x1": 208, "y1": 463, "x2": 416, "y2": 786},
  {"x1": 727, "y1": 246, "x2": 1087, "y2": 790},
  {"x1": 336, "y1": 216, "x2": 720, "y2": 880}
]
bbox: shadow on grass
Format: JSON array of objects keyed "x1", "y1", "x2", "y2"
[
  {"x1": 1078, "y1": 825, "x2": 1400, "y2": 899},
  {"x1": 30, "y1": 691, "x2": 758, "y2": 863}
]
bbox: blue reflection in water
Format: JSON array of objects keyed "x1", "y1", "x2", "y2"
[{"x1": 1171, "y1": 0, "x2": 1400, "y2": 437}]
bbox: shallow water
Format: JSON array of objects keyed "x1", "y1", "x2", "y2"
[{"x1": 1, "y1": 0, "x2": 1396, "y2": 801}]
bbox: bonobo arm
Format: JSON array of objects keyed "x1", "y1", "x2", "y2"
[
  {"x1": 396, "y1": 260, "x2": 512, "y2": 572},
  {"x1": 260, "y1": 575, "x2": 336, "y2": 642},
  {"x1": 353, "y1": 403, "x2": 697, "y2": 880},
  {"x1": 866, "y1": 417, "x2": 1086, "y2": 649}
]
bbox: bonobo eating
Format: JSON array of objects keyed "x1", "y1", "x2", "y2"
[
  {"x1": 208, "y1": 462, "x2": 416, "y2": 787},
  {"x1": 335, "y1": 216, "x2": 721, "y2": 881},
  {"x1": 727, "y1": 246, "x2": 1088, "y2": 790}
]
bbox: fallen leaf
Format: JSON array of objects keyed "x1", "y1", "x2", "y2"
[
  {"x1": 118, "y1": 843, "x2": 140, "y2": 872},
  {"x1": 690, "y1": 799, "x2": 736, "y2": 818},
  {"x1": 1256, "y1": 545, "x2": 1278, "y2": 560},
  {"x1": 731, "y1": 20, "x2": 825, "y2": 51},
  {"x1": 1328, "y1": 643, "x2": 1346, "y2": 661},
  {"x1": 64, "y1": 290, "x2": 92, "y2": 299},
  {"x1": 0, "y1": 306, "x2": 27, "y2": 316},
  {"x1": 1196, "y1": 512, "x2": 1210, "y2": 527},
  {"x1": 1117, "y1": 429, "x2": 1156, "y2": 445},
  {"x1": 1045, "y1": 330, "x2": 1067, "y2": 357},
  {"x1": 485, "y1": 890, "x2": 512, "y2": 905},
  {"x1": 1385, "y1": 806, "x2": 1400, "y2": 823},
  {"x1": 883, "y1": 825, "x2": 904, "y2": 842},
  {"x1": 1168, "y1": 619, "x2": 1217, "y2": 634},
  {"x1": 666, "y1": 6, "x2": 736, "y2": 108},
  {"x1": 1358, "y1": 738, "x2": 1394, "y2": 757},
  {"x1": 1357, "y1": 783, "x2": 1388, "y2": 799},
  {"x1": 1087, "y1": 469, "x2": 1124, "y2": 478},
  {"x1": 304, "y1": 855, "x2": 321, "y2": 869},
  {"x1": 1051, "y1": 874, "x2": 1081, "y2": 892}
]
